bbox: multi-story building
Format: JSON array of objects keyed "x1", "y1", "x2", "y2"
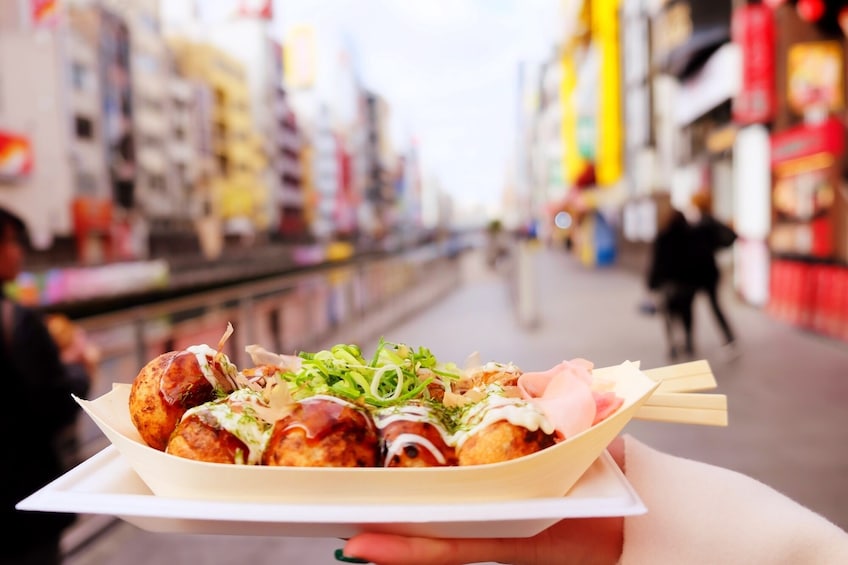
[
  {"x1": 165, "y1": 58, "x2": 221, "y2": 258},
  {"x1": 192, "y1": 18, "x2": 306, "y2": 240},
  {"x1": 89, "y1": 0, "x2": 182, "y2": 258},
  {"x1": 269, "y1": 38, "x2": 306, "y2": 239},
  {"x1": 168, "y1": 38, "x2": 268, "y2": 240},
  {"x1": 311, "y1": 106, "x2": 340, "y2": 241},
  {"x1": 0, "y1": 2, "x2": 111, "y2": 264},
  {"x1": 357, "y1": 90, "x2": 393, "y2": 241}
]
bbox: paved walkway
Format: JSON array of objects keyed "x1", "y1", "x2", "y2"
[{"x1": 65, "y1": 246, "x2": 848, "y2": 564}]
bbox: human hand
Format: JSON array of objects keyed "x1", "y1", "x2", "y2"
[
  {"x1": 48, "y1": 314, "x2": 100, "y2": 375},
  {"x1": 339, "y1": 438, "x2": 626, "y2": 565}
]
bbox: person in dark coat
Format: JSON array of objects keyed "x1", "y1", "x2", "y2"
[
  {"x1": 0, "y1": 206, "x2": 93, "y2": 565},
  {"x1": 646, "y1": 209, "x2": 698, "y2": 360},
  {"x1": 689, "y1": 192, "x2": 737, "y2": 348}
]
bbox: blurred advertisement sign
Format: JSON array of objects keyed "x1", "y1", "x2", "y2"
[
  {"x1": 0, "y1": 131, "x2": 34, "y2": 179},
  {"x1": 30, "y1": 0, "x2": 58, "y2": 28},
  {"x1": 732, "y1": 4, "x2": 776, "y2": 124},
  {"x1": 787, "y1": 41, "x2": 843, "y2": 116},
  {"x1": 284, "y1": 25, "x2": 316, "y2": 89},
  {"x1": 72, "y1": 197, "x2": 113, "y2": 233},
  {"x1": 72, "y1": 197, "x2": 113, "y2": 265},
  {"x1": 769, "y1": 119, "x2": 843, "y2": 259},
  {"x1": 770, "y1": 118, "x2": 844, "y2": 166},
  {"x1": 236, "y1": 0, "x2": 272, "y2": 20}
]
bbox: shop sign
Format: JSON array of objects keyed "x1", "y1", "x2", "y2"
[
  {"x1": 731, "y1": 4, "x2": 776, "y2": 124},
  {"x1": 0, "y1": 131, "x2": 34, "y2": 180},
  {"x1": 770, "y1": 118, "x2": 844, "y2": 165},
  {"x1": 236, "y1": 0, "x2": 272, "y2": 20},
  {"x1": 284, "y1": 25, "x2": 316, "y2": 90},
  {"x1": 787, "y1": 41, "x2": 844, "y2": 116},
  {"x1": 72, "y1": 197, "x2": 113, "y2": 233},
  {"x1": 769, "y1": 120, "x2": 841, "y2": 260}
]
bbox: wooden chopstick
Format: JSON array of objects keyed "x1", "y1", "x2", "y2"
[
  {"x1": 634, "y1": 402, "x2": 728, "y2": 426},
  {"x1": 643, "y1": 360, "x2": 717, "y2": 393},
  {"x1": 633, "y1": 361, "x2": 728, "y2": 426},
  {"x1": 642, "y1": 392, "x2": 727, "y2": 410}
]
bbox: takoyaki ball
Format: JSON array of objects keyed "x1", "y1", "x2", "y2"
[
  {"x1": 262, "y1": 395, "x2": 380, "y2": 468},
  {"x1": 166, "y1": 414, "x2": 251, "y2": 464},
  {"x1": 166, "y1": 389, "x2": 273, "y2": 465},
  {"x1": 374, "y1": 404, "x2": 457, "y2": 467},
  {"x1": 129, "y1": 345, "x2": 238, "y2": 451},
  {"x1": 456, "y1": 420, "x2": 555, "y2": 466},
  {"x1": 454, "y1": 393, "x2": 555, "y2": 466}
]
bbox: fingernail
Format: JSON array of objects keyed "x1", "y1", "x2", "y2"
[{"x1": 334, "y1": 548, "x2": 369, "y2": 563}]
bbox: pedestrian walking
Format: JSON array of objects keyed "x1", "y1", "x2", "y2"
[
  {"x1": 646, "y1": 208, "x2": 698, "y2": 360},
  {"x1": 689, "y1": 191, "x2": 738, "y2": 352}
]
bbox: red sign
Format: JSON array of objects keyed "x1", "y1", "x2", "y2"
[
  {"x1": 770, "y1": 118, "x2": 844, "y2": 165},
  {"x1": 72, "y1": 197, "x2": 113, "y2": 233},
  {"x1": 30, "y1": 0, "x2": 58, "y2": 28},
  {"x1": 0, "y1": 131, "x2": 34, "y2": 179},
  {"x1": 236, "y1": 0, "x2": 272, "y2": 20},
  {"x1": 732, "y1": 4, "x2": 776, "y2": 124}
]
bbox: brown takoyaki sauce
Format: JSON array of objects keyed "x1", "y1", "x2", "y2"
[
  {"x1": 262, "y1": 396, "x2": 380, "y2": 467},
  {"x1": 159, "y1": 350, "x2": 216, "y2": 412}
]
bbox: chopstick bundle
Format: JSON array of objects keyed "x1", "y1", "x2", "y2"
[{"x1": 635, "y1": 360, "x2": 728, "y2": 426}]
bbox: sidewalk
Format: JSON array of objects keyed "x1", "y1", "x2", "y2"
[{"x1": 65, "y1": 246, "x2": 848, "y2": 564}]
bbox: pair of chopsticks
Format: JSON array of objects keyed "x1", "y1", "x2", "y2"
[{"x1": 636, "y1": 360, "x2": 728, "y2": 427}]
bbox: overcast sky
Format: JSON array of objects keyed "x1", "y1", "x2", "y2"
[
  {"x1": 278, "y1": 0, "x2": 561, "y2": 213},
  {"x1": 170, "y1": 0, "x2": 562, "y2": 213}
]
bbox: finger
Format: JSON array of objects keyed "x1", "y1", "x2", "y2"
[{"x1": 342, "y1": 533, "x2": 517, "y2": 565}]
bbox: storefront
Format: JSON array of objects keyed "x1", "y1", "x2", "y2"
[{"x1": 765, "y1": 4, "x2": 848, "y2": 342}]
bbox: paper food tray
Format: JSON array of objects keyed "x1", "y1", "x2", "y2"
[{"x1": 72, "y1": 360, "x2": 659, "y2": 504}]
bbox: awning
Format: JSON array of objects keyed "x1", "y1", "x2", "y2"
[
  {"x1": 675, "y1": 42, "x2": 741, "y2": 126},
  {"x1": 659, "y1": 27, "x2": 730, "y2": 79}
]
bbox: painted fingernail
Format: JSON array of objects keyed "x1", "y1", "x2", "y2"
[{"x1": 334, "y1": 548, "x2": 369, "y2": 563}]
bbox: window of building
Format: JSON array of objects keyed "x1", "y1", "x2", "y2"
[{"x1": 75, "y1": 115, "x2": 95, "y2": 140}]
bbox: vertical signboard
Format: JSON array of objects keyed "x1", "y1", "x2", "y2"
[{"x1": 732, "y1": 4, "x2": 776, "y2": 124}]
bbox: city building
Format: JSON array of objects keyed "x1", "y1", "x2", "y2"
[
  {"x1": 168, "y1": 38, "x2": 269, "y2": 240},
  {"x1": 0, "y1": 2, "x2": 110, "y2": 264}
]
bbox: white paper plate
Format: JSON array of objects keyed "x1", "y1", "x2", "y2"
[{"x1": 17, "y1": 446, "x2": 645, "y2": 539}]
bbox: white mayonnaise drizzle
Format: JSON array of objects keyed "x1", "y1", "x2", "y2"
[
  {"x1": 451, "y1": 388, "x2": 554, "y2": 449},
  {"x1": 186, "y1": 344, "x2": 239, "y2": 391},
  {"x1": 383, "y1": 433, "x2": 448, "y2": 465},
  {"x1": 181, "y1": 388, "x2": 272, "y2": 465}
]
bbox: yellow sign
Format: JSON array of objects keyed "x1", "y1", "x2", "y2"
[
  {"x1": 787, "y1": 41, "x2": 843, "y2": 115},
  {"x1": 284, "y1": 25, "x2": 316, "y2": 89}
]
